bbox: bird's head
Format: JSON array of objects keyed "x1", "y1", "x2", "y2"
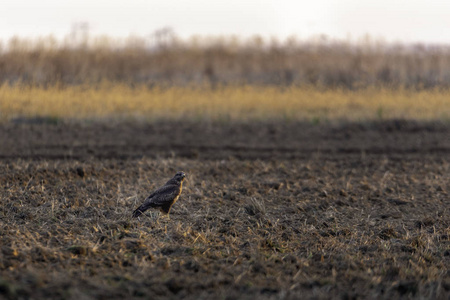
[{"x1": 174, "y1": 171, "x2": 186, "y2": 183}]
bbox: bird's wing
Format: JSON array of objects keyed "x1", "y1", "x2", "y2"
[
  {"x1": 145, "y1": 184, "x2": 180, "y2": 206},
  {"x1": 132, "y1": 184, "x2": 180, "y2": 217}
]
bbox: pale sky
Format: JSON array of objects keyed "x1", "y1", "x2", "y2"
[{"x1": 1, "y1": 0, "x2": 450, "y2": 44}]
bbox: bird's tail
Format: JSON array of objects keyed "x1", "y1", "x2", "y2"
[
  {"x1": 132, "y1": 201, "x2": 155, "y2": 218},
  {"x1": 132, "y1": 207, "x2": 144, "y2": 218}
]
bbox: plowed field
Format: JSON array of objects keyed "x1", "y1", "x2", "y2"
[{"x1": 0, "y1": 120, "x2": 449, "y2": 299}]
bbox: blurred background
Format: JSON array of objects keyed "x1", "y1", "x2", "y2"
[{"x1": 1, "y1": 0, "x2": 449, "y2": 121}]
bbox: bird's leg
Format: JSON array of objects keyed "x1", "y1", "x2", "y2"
[{"x1": 152, "y1": 211, "x2": 160, "y2": 225}]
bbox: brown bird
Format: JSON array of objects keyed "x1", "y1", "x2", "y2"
[{"x1": 132, "y1": 171, "x2": 186, "y2": 218}]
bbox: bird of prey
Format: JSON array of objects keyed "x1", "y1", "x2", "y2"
[{"x1": 132, "y1": 171, "x2": 186, "y2": 218}]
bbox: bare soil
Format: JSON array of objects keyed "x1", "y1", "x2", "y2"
[{"x1": 0, "y1": 120, "x2": 449, "y2": 299}]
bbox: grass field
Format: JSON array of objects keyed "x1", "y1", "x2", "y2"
[{"x1": 1, "y1": 84, "x2": 449, "y2": 122}]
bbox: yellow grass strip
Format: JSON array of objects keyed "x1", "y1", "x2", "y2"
[{"x1": 0, "y1": 84, "x2": 449, "y2": 122}]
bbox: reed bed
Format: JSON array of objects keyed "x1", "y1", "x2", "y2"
[
  {"x1": 1, "y1": 84, "x2": 449, "y2": 122},
  {"x1": 1, "y1": 34, "x2": 450, "y2": 88}
]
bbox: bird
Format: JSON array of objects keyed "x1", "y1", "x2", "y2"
[{"x1": 132, "y1": 171, "x2": 186, "y2": 218}]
